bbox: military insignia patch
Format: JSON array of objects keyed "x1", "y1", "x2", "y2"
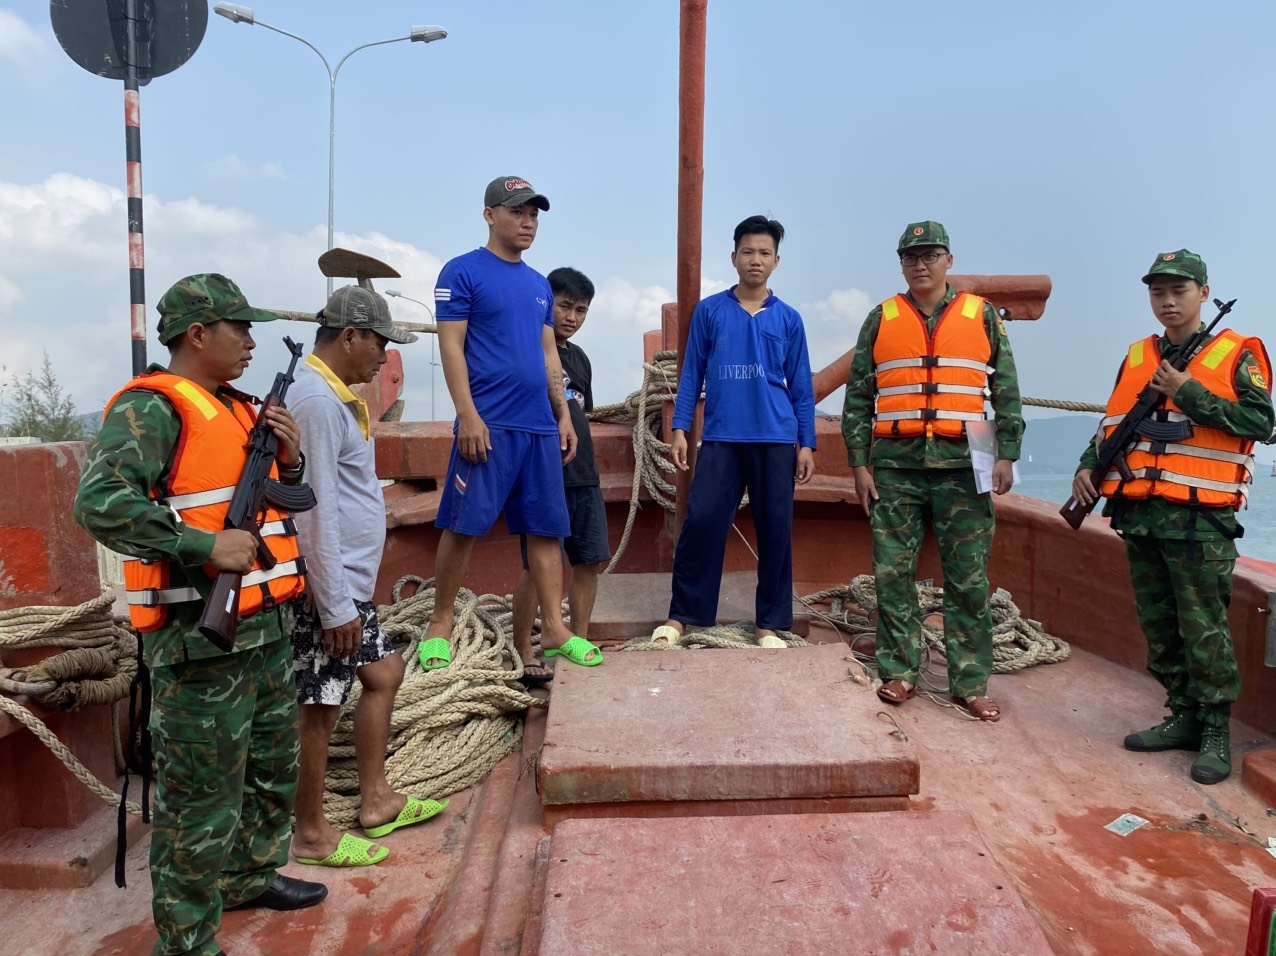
[
  {"x1": 1162, "y1": 253, "x2": 1175, "y2": 261},
  {"x1": 1247, "y1": 364, "x2": 1267, "y2": 389},
  {"x1": 913, "y1": 226, "x2": 924, "y2": 236},
  {"x1": 996, "y1": 317, "x2": 1007, "y2": 336}
]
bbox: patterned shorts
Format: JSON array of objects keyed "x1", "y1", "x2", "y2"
[{"x1": 291, "y1": 597, "x2": 395, "y2": 706}]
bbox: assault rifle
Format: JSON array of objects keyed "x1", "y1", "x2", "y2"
[
  {"x1": 198, "y1": 337, "x2": 316, "y2": 650},
  {"x1": 1059, "y1": 297, "x2": 1236, "y2": 530}
]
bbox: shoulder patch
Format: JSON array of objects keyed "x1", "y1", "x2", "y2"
[
  {"x1": 1247, "y1": 364, "x2": 1267, "y2": 389},
  {"x1": 996, "y1": 316, "x2": 1007, "y2": 337}
]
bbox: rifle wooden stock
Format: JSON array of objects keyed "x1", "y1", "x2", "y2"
[
  {"x1": 1059, "y1": 494, "x2": 1092, "y2": 530},
  {"x1": 199, "y1": 571, "x2": 241, "y2": 652}
]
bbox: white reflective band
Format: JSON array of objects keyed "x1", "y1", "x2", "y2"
[
  {"x1": 163, "y1": 485, "x2": 235, "y2": 511},
  {"x1": 874, "y1": 410, "x2": 987, "y2": 423},
  {"x1": 876, "y1": 384, "x2": 988, "y2": 398},
  {"x1": 242, "y1": 558, "x2": 303, "y2": 589},
  {"x1": 1109, "y1": 468, "x2": 1248, "y2": 496},
  {"x1": 1102, "y1": 411, "x2": 1190, "y2": 430},
  {"x1": 933, "y1": 357, "x2": 993, "y2": 373},
  {"x1": 875, "y1": 358, "x2": 927, "y2": 373},
  {"x1": 259, "y1": 520, "x2": 293, "y2": 537},
  {"x1": 875, "y1": 357, "x2": 992, "y2": 374},
  {"x1": 1128, "y1": 442, "x2": 1254, "y2": 467},
  {"x1": 126, "y1": 585, "x2": 202, "y2": 607}
]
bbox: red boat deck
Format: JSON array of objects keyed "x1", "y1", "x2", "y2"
[{"x1": 6, "y1": 629, "x2": 1276, "y2": 956}]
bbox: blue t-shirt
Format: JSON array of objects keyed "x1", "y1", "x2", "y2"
[
  {"x1": 434, "y1": 248, "x2": 556, "y2": 434},
  {"x1": 671, "y1": 287, "x2": 817, "y2": 448}
]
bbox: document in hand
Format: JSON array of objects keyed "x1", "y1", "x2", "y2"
[{"x1": 966, "y1": 419, "x2": 1020, "y2": 494}]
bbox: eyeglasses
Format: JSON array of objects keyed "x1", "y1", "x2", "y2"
[{"x1": 899, "y1": 250, "x2": 947, "y2": 266}]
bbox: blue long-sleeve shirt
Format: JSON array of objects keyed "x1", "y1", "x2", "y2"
[{"x1": 672, "y1": 287, "x2": 817, "y2": 449}]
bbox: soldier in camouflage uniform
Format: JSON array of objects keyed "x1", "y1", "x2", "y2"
[
  {"x1": 1072, "y1": 250, "x2": 1274, "y2": 785},
  {"x1": 842, "y1": 222, "x2": 1023, "y2": 722},
  {"x1": 74, "y1": 275, "x2": 327, "y2": 956}
]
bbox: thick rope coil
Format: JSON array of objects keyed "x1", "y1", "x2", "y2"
[{"x1": 319, "y1": 576, "x2": 545, "y2": 827}]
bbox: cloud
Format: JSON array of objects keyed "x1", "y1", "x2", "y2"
[
  {"x1": 801, "y1": 287, "x2": 873, "y2": 412},
  {"x1": 0, "y1": 10, "x2": 49, "y2": 67},
  {"x1": 203, "y1": 154, "x2": 287, "y2": 183}
]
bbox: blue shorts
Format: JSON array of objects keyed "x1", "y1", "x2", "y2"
[
  {"x1": 436, "y1": 427, "x2": 570, "y2": 537},
  {"x1": 519, "y1": 485, "x2": 612, "y2": 568}
]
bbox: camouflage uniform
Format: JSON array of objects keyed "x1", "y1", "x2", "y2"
[
  {"x1": 843, "y1": 257, "x2": 1023, "y2": 699},
  {"x1": 1078, "y1": 332, "x2": 1275, "y2": 722},
  {"x1": 73, "y1": 276, "x2": 300, "y2": 956}
]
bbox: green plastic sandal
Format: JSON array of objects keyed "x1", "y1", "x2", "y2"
[
  {"x1": 417, "y1": 636, "x2": 451, "y2": 670},
  {"x1": 543, "y1": 635, "x2": 603, "y2": 667}
]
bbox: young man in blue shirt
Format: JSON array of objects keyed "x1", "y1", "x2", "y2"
[
  {"x1": 652, "y1": 215, "x2": 817, "y2": 646},
  {"x1": 424, "y1": 177, "x2": 602, "y2": 668},
  {"x1": 511, "y1": 267, "x2": 611, "y2": 682}
]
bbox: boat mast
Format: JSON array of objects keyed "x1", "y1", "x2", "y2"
[{"x1": 673, "y1": 0, "x2": 707, "y2": 537}]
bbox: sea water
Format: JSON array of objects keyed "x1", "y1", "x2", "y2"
[{"x1": 1012, "y1": 474, "x2": 1276, "y2": 563}]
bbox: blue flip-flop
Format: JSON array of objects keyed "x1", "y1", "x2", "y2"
[{"x1": 543, "y1": 635, "x2": 603, "y2": 667}]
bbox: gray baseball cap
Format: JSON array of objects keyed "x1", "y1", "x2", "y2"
[
  {"x1": 317, "y1": 286, "x2": 417, "y2": 344},
  {"x1": 483, "y1": 176, "x2": 550, "y2": 211}
]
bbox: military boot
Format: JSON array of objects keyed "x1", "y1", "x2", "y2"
[
  {"x1": 1123, "y1": 711, "x2": 1202, "y2": 752},
  {"x1": 1191, "y1": 715, "x2": 1231, "y2": 785}
]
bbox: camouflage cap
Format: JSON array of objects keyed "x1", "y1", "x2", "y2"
[
  {"x1": 484, "y1": 176, "x2": 550, "y2": 211},
  {"x1": 1142, "y1": 249, "x2": 1208, "y2": 286},
  {"x1": 897, "y1": 221, "x2": 950, "y2": 253},
  {"x1": 156, "y1": 273, "x2": 280, "y2": 345},
  {"x1": 318, "y1": 285, "x2": 418, "y2": 344}
]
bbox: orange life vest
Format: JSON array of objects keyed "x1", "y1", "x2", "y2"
[
  {"x1": 105, "y1": 372, "x2": 307, "y2": 632},
  {"x1": 871, "y1": 292, "x2": 992, "y2": 438},
  {"x1": 1098, "y1": 329, "x2": 1271, "y2": 509}
]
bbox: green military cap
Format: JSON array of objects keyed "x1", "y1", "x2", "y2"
[
  {"x1": 156, "y1": 273, "x2": 281, "y2": 345},
  {"x1": 897, "y1": 220, "x2": 950, "y2": 252},
  {"x1": 1142, "y1": 249, "x2": 1208, "y2": 286}
]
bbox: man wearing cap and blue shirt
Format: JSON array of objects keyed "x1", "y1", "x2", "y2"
[
  {"x1": 424, "y1": 176, "x2": 602, "y2": 670},
  {"x1": 74, "y1": 273, "x2": 326, "y2": 956},
  {"x1": 1071, "y1": 250, "x2": 1274, "y2": 784},
  {"x1": 842, "y1": 222, "x2": 1023, "y2": 723}
]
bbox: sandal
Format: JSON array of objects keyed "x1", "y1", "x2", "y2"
[
  {"x1": 520, "y1": 659, "x2": 554, "y2": 685},
  {"x1": 650, "y1": 624, "x2": 683, "y2": 646},
  {"x1": 877, "y1": 679, "x2": 917, "y2": 705},
  {"x1": 295, "y1": 832, "x2": 389, "y2": 868},
  {"x1": 955, "y1": 695, "x2": 1001, "y2": 723},
  {"x1": 544, "y1": 635, "x2": 603, "y2": 667},
  {"x1": 417, "y1": 636, "x2": 451, "y2": 671}
]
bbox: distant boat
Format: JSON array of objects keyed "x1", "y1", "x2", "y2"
[{"x1": 1271, "y1": 461, "x2": 1275, "y2": 477}]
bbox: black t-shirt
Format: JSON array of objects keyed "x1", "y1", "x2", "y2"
[{"x1": 559, "y1": 340, "x2": 599, "y2": 487}]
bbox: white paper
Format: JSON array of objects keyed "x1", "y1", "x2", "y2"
[{"x1": 966, "y1": 419, "x2": 1021, "y2": 494}]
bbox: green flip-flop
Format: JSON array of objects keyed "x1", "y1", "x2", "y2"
[
  {"x1": 363, "y1": 796, "x2": 449, "y2": 839},
  {"x1": 295, "y1": 832, "x2": 388, "y2": 868},
  {"x1": 543, "y1": 635, "x2": 603, "y2": 667},
  {"x1": 417, "y1": 636, "x2": 451, "y2": 670}
]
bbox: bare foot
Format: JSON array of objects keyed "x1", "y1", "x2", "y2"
[
  {"x1": 358, "y1": 792, "x2": 408, "y2": 833},
  {"x1": 292, "y1": 820, "x2": 350, "y2": 863}
]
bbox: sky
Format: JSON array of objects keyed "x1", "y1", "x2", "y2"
[{"x1": 3, "y1": 0, "x2": 1276, "y2": 428}]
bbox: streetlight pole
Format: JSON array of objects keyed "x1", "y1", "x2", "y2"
[
  {"x1": 385, "y1": 289, "x2": 440, "y2": 421},
  {"x1": 212, "y1": 5, "x2": 447, "y2": 293}
]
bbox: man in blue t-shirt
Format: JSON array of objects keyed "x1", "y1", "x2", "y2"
[
  {"x1": 422, "y1": 176, "x2": 602, "y2": 670},
  {"x1": 651, "y1": 215, "x2": 817, "y2": 647}
]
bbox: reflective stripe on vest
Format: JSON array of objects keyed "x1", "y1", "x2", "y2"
[
  {"x1": 871, "y1": 292, "x2": 992, "y2": 438},
  {"x1": 1097, "y1": 329, "x2": 1272, "y2": 508},
  {"x1": 106, "y1": 372, "x2": 307, "y2": 632}
]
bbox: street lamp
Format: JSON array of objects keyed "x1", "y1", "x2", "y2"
[
  {"x1": 212, "y1": 5, "x2": 448, "y2": 293},
  {"x1": 385, "y1": 289, "x2": 441, "y2": 421}
]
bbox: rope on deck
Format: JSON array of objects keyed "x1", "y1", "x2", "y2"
[
  {"x1": 0, "y1": 591, "x2": 142, "y2": 812},
  {"x1": 318, "y1": 575, "x2": 546, "y2": 828}
]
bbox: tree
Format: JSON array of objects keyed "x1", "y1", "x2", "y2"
[{"x1": 2, "y1": 352, "x2": 91, "y2": 443}]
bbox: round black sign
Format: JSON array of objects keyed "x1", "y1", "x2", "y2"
[{"x1": 50, "y1": 0, "x2": 208, "y2": 82}]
